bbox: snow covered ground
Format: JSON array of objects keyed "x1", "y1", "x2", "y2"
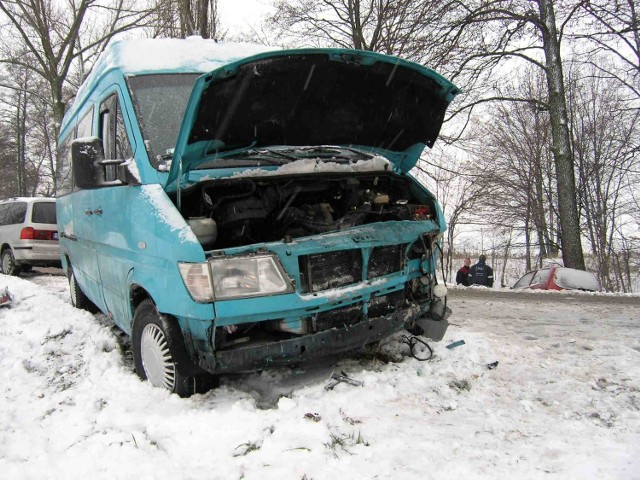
[{"x1": 1, "y1": 271, "x2": 639, "y2": 479}]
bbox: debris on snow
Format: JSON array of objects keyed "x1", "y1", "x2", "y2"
[
  {"x1": 325, "y1": 370, "x2": 364, "y2": 390},
  {"x1": 0, "y1": 287, "x2": 13, "y2": 307},
  {"x1": 446, "y1": 339, "x2": 466, "y2": 349}
]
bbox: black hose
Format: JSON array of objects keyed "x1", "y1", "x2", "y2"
[{"x1": 401, "y1": 335, "x2": 434, "y2": 361}]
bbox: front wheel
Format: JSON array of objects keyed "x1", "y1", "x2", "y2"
[
  {"x1": 1, "y1": 249, "x2": 20, "y2": 276},
  {"x1": 132, "y1": 299, "x2": 215, "y2": 397}
]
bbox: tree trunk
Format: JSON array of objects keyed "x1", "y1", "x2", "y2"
[
  {"x1": 538, "y1": 0, "x2": 585, "y2": 270},
  {"x1": 198, "y1": 0, "x2": 210, "y2": 38},
  {"x1": 17, "y1": 80, "x2": 28, "y2": 196}
]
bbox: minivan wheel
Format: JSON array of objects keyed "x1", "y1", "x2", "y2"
[
  {"x1": 69, "y1": 268, "x2": 99, "y2": 313},
  {"x1": 1, "y1": 249, "x2": 20, "y2": 276},
  {"x1": 132, "y1": 299, "x2": 215, "y2": 397}
]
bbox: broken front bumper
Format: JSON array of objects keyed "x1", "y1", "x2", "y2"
[{"x1": 197, "y1": 302, "x2": 450, "y2": 374}]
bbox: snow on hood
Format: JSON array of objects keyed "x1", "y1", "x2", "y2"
[{"x1": 226, "y1": 155, "x2": 392, "y2": 179}]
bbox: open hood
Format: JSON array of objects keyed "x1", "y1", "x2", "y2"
[{"x1": 167, "y1": 49, "x2": 459, "y2": 188}]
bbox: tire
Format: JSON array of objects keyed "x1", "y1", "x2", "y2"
[
  {"x1": 69, "y1": 267, "x2": 99, "y2": 313},
  {"x1": 1, "y1": 249, "x2": 20, "y2": 276},
  {"x1": 132, "y1": 299, "x2": 216, "y2": 397}
]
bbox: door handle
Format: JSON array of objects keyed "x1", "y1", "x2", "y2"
[
  {"x1": 85, "y1": 209, "x2": 93, "y2": 216},
  {"x1": 93, "y1": 208, "x2": 103, "y2": 216}
]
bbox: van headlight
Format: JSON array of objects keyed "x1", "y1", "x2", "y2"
[
  {"x1": 178, "y1": 262, "x2": 214, "y2": 302},
  {"x1": 180, "y1": 255, "x2": 293, "y2": 302}
]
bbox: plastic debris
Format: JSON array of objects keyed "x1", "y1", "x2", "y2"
[
  {"x1": 325, "y1": 370, "x2": 363, "y2": 390},
  {"x1": 304, "y1": 412, "x2": 322, "y2": 422},
  {"x1": 446, "y1": 340, "x2": 465, "y2": 349},
  {"x1": 0, "y1": 287, "x2": 13, "y2": 307},
  {"x1": 486, "y1": 361, "x2": 499, "y2": 370}
]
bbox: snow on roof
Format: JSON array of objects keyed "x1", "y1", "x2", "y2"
[
  {"x1": 66, "y1": 37, "x2": 277, "y2": 127},
  {"x1": 0, "y1": 197, "x2": 55, "y2": 203},
  {"x1": 111, "y1": 37, "x2": 274, "y2": 75}
]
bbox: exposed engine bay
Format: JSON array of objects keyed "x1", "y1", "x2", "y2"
[{"x1": 175, "y1": 172, "x2": 438, "y2": 248}]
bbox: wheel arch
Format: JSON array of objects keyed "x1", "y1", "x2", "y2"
[{"x1": 131, "y1": 297, "x2": 204, "y2": 378}]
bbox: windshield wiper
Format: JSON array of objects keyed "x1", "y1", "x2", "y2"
[
  {"x1": 195, "y1": 148, "x2": 295, "y2": 169},
  {"x1": 282, "y1": 146, "x2": 373, "y2": 162},
  {"x1": 222, "y1": 149, "x2": 294, "y2": 165}
]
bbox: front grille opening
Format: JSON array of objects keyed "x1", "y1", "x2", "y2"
[
  {"x1": 367, "y1": 244, "x2": 405, "y2": 279},
  {"x1": 299, "y1": 249, "x2": 363, "y2": 293},
  {"x1": 311, "y1": 302, "x2": 363, "y2": 332},
  {"x1": 368, "y1": 290, "x2": 405, "y2": 317}
]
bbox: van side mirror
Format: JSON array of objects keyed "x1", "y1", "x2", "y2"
[
  {"x1": 71, "y1": 137, "x2": 140, "y2": 188},
  {"x1": 72, "y1": 137, "x2": 104, "y2": 189}
]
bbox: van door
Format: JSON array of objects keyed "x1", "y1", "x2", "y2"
[
  {"x1": 62, "y1": 106, "x2": 106, "y2": 309},
  {"x1": 92, "y1": 88, "x2": 138, "y2": 329}
]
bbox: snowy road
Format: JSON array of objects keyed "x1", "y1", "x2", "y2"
[{"x1": 1, "y1": 271, "x2": 639, "y2": 479}]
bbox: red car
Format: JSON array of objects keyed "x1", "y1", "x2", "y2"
[{"x1": 512, "y1": 266, "x2": 600, "y2": 292}]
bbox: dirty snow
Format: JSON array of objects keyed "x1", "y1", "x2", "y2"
[{"x1": 1, "y1": 272, "x2": 639, "y2": 479}]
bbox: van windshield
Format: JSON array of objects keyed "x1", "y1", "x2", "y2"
[{"x1": 127, "y1": 73, "x2": 200, "y2": 170}]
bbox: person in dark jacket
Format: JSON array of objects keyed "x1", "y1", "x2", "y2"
[
  {"x1": 469, "y1": 254, "x2": 494, "y2": 287},
  {"x1": 456, "y1": 258, "x2": 471, "y2": 286}
]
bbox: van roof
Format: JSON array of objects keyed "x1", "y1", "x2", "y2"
[{"x1": 64, "y1": 37, "x2": 275, "y2": 128}]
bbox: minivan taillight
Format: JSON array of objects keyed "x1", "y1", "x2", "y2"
[{"x1": 20, "y1": 227, "x2": 56, "y2": 240}]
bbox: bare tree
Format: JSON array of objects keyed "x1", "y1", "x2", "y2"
[
  {"x1": 268, "y1": 0, "x2": 453, "y2": 65},
  {"x1": 578, "y1": 0, "x2": 640, "y2": 101},
  {"x1": 445, "y1": 0, "x2": 586, "y2": 270},
  {"x1": 463, "y1": 66, "x2": 562, "y2": 270},
  {"x1": 0, "y1": 119, "x2": 19, "y2": 198},
  {"x1": 151, "y1": 0, "x2": 222, "y2": 39},
  {"x1": 0, "y1": 0, "x2": 153, "y2": 194},
  {"x1": 414, "y1": 150, "x2": 484, "y2": 281},
  {"x1": 0, "y1": 1, "x2": 152, "y2": 127},
  {"x1": 568, "y1": 65, "x2": 640, "y2": 291}
]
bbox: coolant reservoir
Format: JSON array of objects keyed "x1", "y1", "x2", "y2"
[{"x1": 187, "y1": 217, "x2": 217, "y2": 245}]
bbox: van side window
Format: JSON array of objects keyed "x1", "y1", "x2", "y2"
[
  {"x1": 115, "y1": 101, "x2": 132, "y2": 160},
  {"x1": 77, "y1": 107, "x2": 93, "y2": 138},
  {"x1": 100, "y1": 94, "x2": 132, "y2": 181},
  {"x1": 57, "y1": 134, "x2": 74, "y2": 195}
]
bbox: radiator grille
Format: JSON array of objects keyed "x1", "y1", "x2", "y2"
[
  {"x1": 368, "y1": 290, "x2": 405, "y2": 318},
  {"x1": 367, "y1": 244, "x2": 405, "y2": 280},
  {"x1": 299, "y1": 249, "x2": 362, "y2": 293},
  {"x1": 299, "y1": 244, "x2": 405, "y2": 293},
  {"x1": 313, "y1": 303, "x2": 363, "y2": 332}
]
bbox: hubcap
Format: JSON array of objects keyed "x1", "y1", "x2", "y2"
[
  {"x1": 2, "y1": 252, "x2": 13, "y2": 274},
  {"x1": 70, "y1": 273, "x2": 77, "y2": 306},
  {"x1": 141, "y1": 323, "x2": 176, "y2": 391}
]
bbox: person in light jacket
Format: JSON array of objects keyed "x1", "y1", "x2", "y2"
[{"x1": 469, "y1": 254, "x2": 494, "y2": 287}]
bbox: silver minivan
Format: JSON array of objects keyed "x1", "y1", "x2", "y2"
[{"x1": 0, "y1": 197, "x2": 60, "y2": 275}]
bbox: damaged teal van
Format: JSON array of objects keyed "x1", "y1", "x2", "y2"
[{"x1": 57, "y1": 38, "x2": 459, "y2": 396}]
